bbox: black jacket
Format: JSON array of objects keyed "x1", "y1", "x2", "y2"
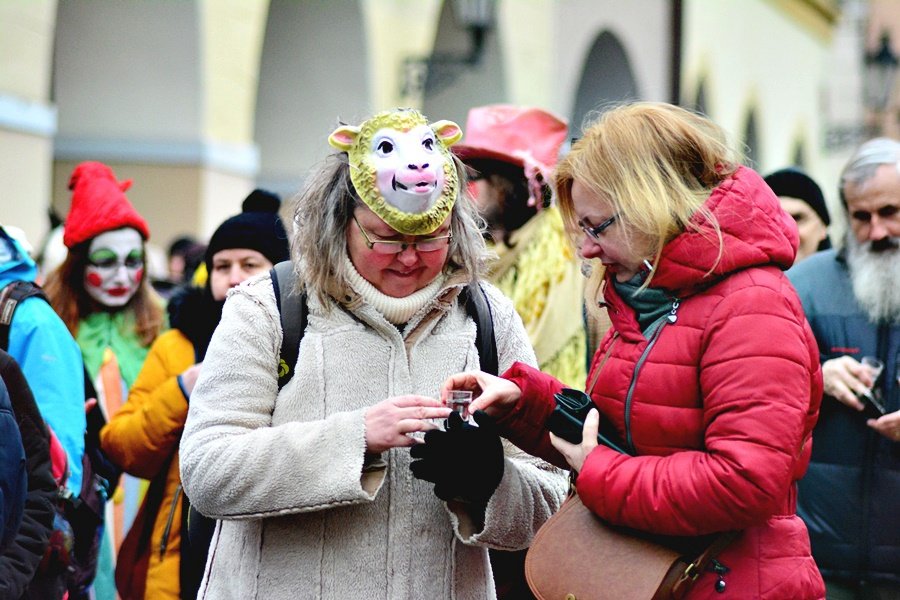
[
  {"x1": 166, "y1": 285, "x2": 224, "y2": 363},
  {"x1": 0, "y1": 349, "x2": 59, "y2": 599},
  {"x1": 789, "y1": 249, "x2": 900, "y2": 584},
  {"x1": 0, "y1": 367, "x2": 25, "y2": 555}
]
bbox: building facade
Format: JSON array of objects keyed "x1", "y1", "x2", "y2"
[{"x1": 1, "y1": 0, "x2": 861, "y2": 258}]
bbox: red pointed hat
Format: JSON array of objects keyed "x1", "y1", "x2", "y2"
[{"x1": 63, "y1": 161, "x2": 150, "y2": 248}]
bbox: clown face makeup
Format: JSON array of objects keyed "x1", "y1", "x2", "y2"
[
  {"x1": 329, "y1": 109, "x2": 462, "y2": 235},
  {"x1": 84, "y1": 228, "x2": 144, "y2": 308}
]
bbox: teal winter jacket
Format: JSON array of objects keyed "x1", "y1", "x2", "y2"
[{"x1": 0, "y1": 227, "x2": 86, "y2": 494}]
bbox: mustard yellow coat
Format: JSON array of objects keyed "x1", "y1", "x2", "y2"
[{"x1": 100, "y1": 329, "x2": 194, "y2": 600}]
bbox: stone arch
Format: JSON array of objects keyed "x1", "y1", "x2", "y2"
[
  {"x1": 254, "y1": 0, "x2": 369, "y2": 197},
  {"x1": 570, "y1": 30, "x2": 639, "y2": 136},
  {"x1": 51, "y1": 1, "x2": 271, "y2": 247}
]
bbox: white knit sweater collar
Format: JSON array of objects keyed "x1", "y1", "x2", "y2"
[{"x1": 343, "y1": 255, "x2": 445, "y2": 324}]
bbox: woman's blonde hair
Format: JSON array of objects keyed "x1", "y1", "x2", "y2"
[
  {"x1": 290, "y1": 153, "x2": 490, "y2": 307},
  {"x1": 44, "y1": 240, "x2": 164, "y2": 346},
  {"x1": 556, "y1": 102, "x2": 739, "y2": 296}
]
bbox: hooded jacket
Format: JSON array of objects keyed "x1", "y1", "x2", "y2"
[
  {"x1": 0, "y1": 227, "x2": 86, "y2": 495},
  {"x1": 500, "y1": 167, "x2": 825, "y2": 599},
  {"x1": 179, "y1": 271, "x2": 568, "y2": 600},
  {"x1": 99, "y1": 286, "x2": 218, "y2": 600}
]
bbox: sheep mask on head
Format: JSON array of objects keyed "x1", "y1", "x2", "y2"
[{"x1": 328, "y1": 108, "x2": 463, "y2": 235}]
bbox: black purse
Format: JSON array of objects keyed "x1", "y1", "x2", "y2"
[{"x1": 546, "y1": 387, "x2": 631, "y2": 454}]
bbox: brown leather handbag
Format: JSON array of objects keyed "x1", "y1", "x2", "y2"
[{"x1": 524, "y1": 492, "x2": 737, "y2": 600}]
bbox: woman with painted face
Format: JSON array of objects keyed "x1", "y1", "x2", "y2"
[
  {"x1": 443, "y1": 103, "x2": 826, "y2": 599},
  {"x1": 178, "y1": 109, "x2": 567, "y2": 599},
  {"x1": 44, "y1": 161, "x2": 164, "y2": 600},
  {"x1": 99, "y1": 190, "x2": 289, "y2": 600}
]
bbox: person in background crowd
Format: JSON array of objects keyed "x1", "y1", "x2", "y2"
[
  {"x1": 0, "y1": 225, "x2": 86, "y2": 500},
  {"x1": 0, "y1": 223, "x2": 100, "y2": 598},
  {"x1": 0, "y1": 349, "x2": 60, "y2": 599},
  {"x1": 153, "y1": 235, "x2": 207, "y2": 298},
  {"x1": 45, "y1": 161, "x2": 165, "y2": 600},
  {"x1": 444, "y1": 102, "x2": 825, "y2": 599},
  {"x1": 789, "y1": 137, "x2": 900, "y2": 599},
  {"x1": 454, "y1": 105, "x2": 594, "y2": 390},
  {"x1": 764, "y1": 167, "x2": 832, "y2": 263},
  {"x1": 179, "y1": 108, "x2": 566, "y2": 599},
  {"x1": 38, "y1": 209, "x2": 67, "y2": 285},
  {"x1": 453, "y1": 104, "x2": 593, "y2": 599},
  {"x1": 0, "y1": 372, "x2": 26, "y2": 556},
  {"x1": 100, "y1": 189, "x2": 289, "y2": 600},
  {"x1": 167, "y1": 235, "x2": 200, "y2": 284}
]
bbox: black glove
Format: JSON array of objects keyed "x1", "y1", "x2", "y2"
[{"x1": 410, "y1": 410, "x2": 504, "y2": 504}]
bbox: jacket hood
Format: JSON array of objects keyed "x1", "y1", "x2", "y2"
[
  {"x1": 0, "y1": 228, "x2": 38, "y2": 287},
  {"x1": 649, "y1": 166, "x2": 798, "y2": 295}
]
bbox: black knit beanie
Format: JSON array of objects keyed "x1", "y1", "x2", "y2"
[
  {"x1": 764, "y1": 168, "x2": 831, "y2": 226},
  {"x1": 205, "y1": 189, "x2": 290, "y2": 271}
]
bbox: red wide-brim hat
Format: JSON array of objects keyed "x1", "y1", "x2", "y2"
[{"x1": 452, "y1": 104, "x2": 568, "y2": 171}]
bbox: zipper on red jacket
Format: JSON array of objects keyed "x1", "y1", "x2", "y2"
[{"x1": 623, "y1": 300, "x2": 680, "y2": 452}]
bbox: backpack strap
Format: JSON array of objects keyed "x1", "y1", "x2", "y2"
[
  {"x1": 269, "y1": 267, "x2": 497, "y2": 385},
  {"x1": 270, "y1": 261, "x2": 307, "y2": 391},
  {"x1": 0, "y1": 280, "x2": 49, "y2": 351},
  {"x1": 459, "y1": 283, "x2": 498, "y2": 376}
]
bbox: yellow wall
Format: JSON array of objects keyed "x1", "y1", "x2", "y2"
[
  {"x1": 201, "y1": 0, "x2": 270, "y2": 143},
  {"x1": 0, "y1": 0, "x2": 56, "y2": 101}
]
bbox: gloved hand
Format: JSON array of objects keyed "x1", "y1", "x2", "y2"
[{"x1": 410, "y1": 410, "x2": 504, "y2": 505}]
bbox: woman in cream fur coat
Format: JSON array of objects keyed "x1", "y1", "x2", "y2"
[{"x1": 179, "y1": 109, "x2": 567, "y2": 600}]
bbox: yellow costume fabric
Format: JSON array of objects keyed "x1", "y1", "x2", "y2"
[{"x1": 489, "y1": 207, "x2": 587, "y2": 389}]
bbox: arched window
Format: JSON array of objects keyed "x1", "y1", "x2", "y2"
[{"x1": 570, "y1": 31, "x2": 639, "y2": 135}]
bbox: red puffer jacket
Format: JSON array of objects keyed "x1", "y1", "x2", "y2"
[{"x1": 501, "y1": 167, "x2": 825, "y2": 599}]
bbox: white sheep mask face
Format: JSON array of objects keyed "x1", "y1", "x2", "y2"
[{"x1": 329, "y1": 109, "x2": 462, "y2": 235}]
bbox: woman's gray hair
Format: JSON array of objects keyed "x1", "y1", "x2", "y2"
[
  {"x1": 289, "y1": 153, "x2": 491, "y2": 306},
  {"x1": 840, "y1": 137, "x2": 900, "y2": 205}
]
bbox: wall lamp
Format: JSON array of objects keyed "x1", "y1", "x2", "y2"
[
  {"x1": 864, "y1": 31, "x2": 898, "y2": 115},
  {"x1": 401, "y1": 0, "x2": 496, "y2": 97}
]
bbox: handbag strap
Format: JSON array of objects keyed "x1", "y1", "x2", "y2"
[{"x1": 586, "y1": 331, "x2": 619, "y2": 395}]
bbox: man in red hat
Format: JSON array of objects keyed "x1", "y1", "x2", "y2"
[
  {"x1": 454, "y1": 105, "x2": 600, "y2": 389},
  {"x1": 454, "y1": 105, "x2": 606, "y2": 600}
]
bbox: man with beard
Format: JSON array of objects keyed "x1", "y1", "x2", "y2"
[{"x1": 789, "y1": 137, "x2": 900, "y2": 599}]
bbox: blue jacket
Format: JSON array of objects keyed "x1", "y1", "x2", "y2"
[
  {"x1": 0, "y1": 377, "x2": 26, "y2": 553},
  {"x1": 788, "y1": 248, "x2": 900, "y2": 584},
  {"x1": 0, "y1": 227, "x2": 86, "y2": 494}
]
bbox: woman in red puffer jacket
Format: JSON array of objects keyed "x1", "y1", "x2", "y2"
[{"x1": 444, "y1": 102, "x2": 825, "y2": 599}]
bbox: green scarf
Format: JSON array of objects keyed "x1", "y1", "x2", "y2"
[
  {"x1": 76, "y1": 310, "x2": 150, "y2": 388},
  {"x1": 613, "y1": 274, "x2": 675, "y2": 336}
]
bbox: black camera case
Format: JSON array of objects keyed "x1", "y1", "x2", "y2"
[{"x1": 546, "y1": 388, "x2": 630, "y2": 455}]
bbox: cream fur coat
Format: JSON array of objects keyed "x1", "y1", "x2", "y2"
[{"x1": 179, "y1": 272, "x2": 567, "y2": 599}]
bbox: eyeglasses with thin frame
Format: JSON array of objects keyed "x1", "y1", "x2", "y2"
[
  {"x1": 353, "y1": 214, "x2": 452, "y2": 255},
  {"x1": 579, "y1": 214, "x2": 617, "y2": 242}
]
